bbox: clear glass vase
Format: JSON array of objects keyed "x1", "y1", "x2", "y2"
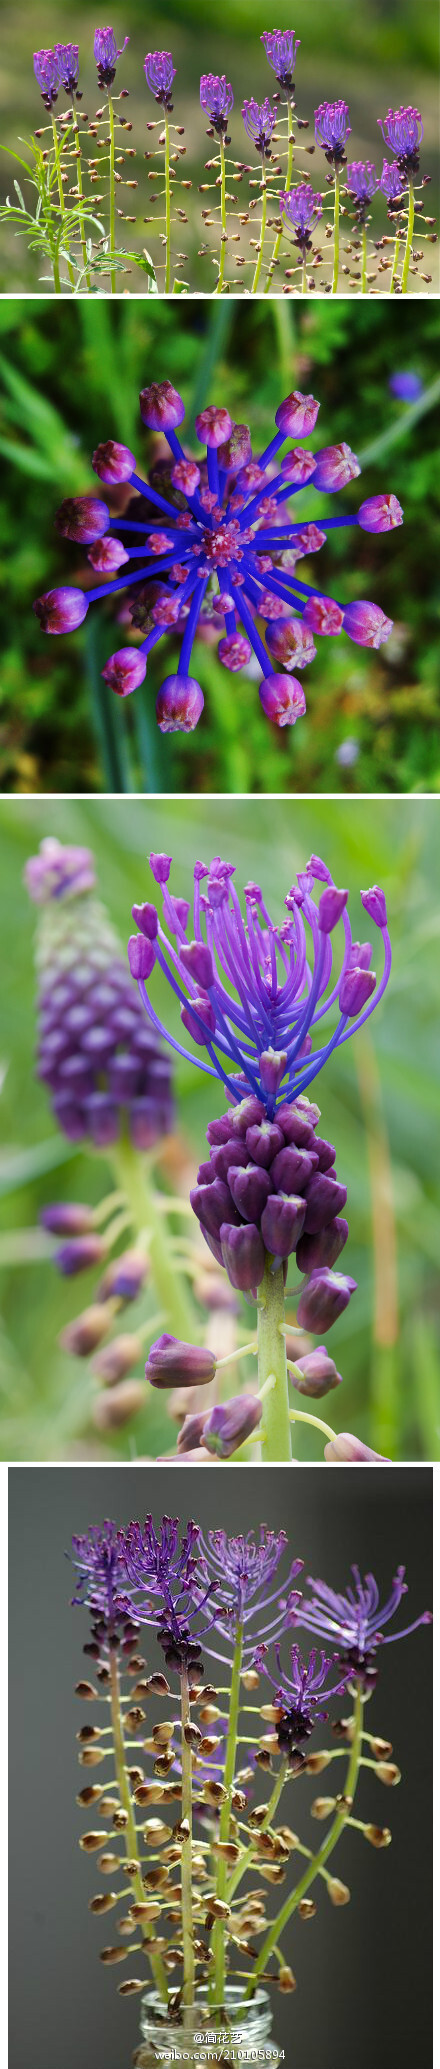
[{"x1": 133, "y1": 1984, "x2": 282, "y2": 2069}]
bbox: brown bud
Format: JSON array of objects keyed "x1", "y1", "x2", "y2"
[
  {"x1": 299, "y1": 1898, "x2": 317, "y2": 1919},
  {"x1": 144, "y1": 1867, "x2": 169, "y2": 1890},
  {"x1": 112, "y1": 1810, "x2": 129, "y2": 1832},
  {"x1": 277, "y1": 1827, "x2": 299, "y2": 1851},
  {"x1": 77, "y1": 1725, "x2": 102, "y2": 1743},
  {"x1": 175, "y1": 1816, "x2": 190, "y2": 1840},
  {"x1": 198, "y1": 1704, "x2": 220, "y2": 1725},
  {"x1": 231, "y1": 1789, "x2": 247, "y2": 1813},
  {"x1": 205, "y1": 1898, "x2": 231, "y2": 1921},
  {"x1": 99, "y1": 1796, "x2": 120, "y2": 1816},
  {"x1": 121, "y1": 1859, "x2": 142, "y2": 1877},
  {"x1": 364, "y1": 1824, "x2": 392, "y2": 1848},
  {"x1": 98, "y1": 1853, "x2": 121, "y2": 1873},
  {"x1": 127, "y1": 1768, "x2": 145, "y2": 1789},
  {"x1": 331, "y1": 1717, "x2": 354, "y2": 1741},
  {"x1": 152, "y1": 1720, "x2": 175, "y2": 1745},
  {"x1": 134, "y1": 1783, "x2": 166, "y2": 1806},
  {"x1": 199, "y1": 1735, "x2": 221, "y2": 1755},
  {"x1": 89, "y1": 1892, "x2": 118, "y2": 1913},
  {"x1": 93, "y1": 1333, "x2": 143, "y2": 1385},
  {"x1": 258, "y1": 1862, "x2": 286, "y2": 1884},
  {"x1": 248, "y1": 1807, "x2": 269, "y2": 1830},
  {"x1": 260, "y1": 1704, "x2": 281, "y2": 1723},
  {"x1": 255, "y1": 1750, "x2": 272, "y2": 1770},
  {"x1": 80, "y1": 1747, "x2": 106, "y2": 1767},
  {"x1": 371, "y1": 1736, "x2": 393, "y2": 1759},
  {"x1": 126, "y1": 1708, "x2": 147, "y2": 1732},
  {"x1": 202, "y1": 1780, "x2": 228, "y2": 1806},
  {"x1": 130, "y1": 1901, "x2": 162, "y2": 1922},
  {"x1": 80, "y1": 1831, "x2": 107, "y2": 1851},
  {"x1": 75, "y1": 1681, "x2": 98, "y2": 1699},
  {"x1": 327, "y1": 1877, "x2": 350, "y2": 1905},
  {"x1": 93, "y1": 1380, "x2": 145, "y2": 1430},
  {"x1": 142, "y1": 1820, "x2": 170, "y2": 1846},
  {"x1": 212, "y1": 1841, "x2": 240, "y2": 1864},
  {"x1": 60, "y1": 1305, "x2": 112, "y2": 1357},
  {"x1": 241, "y1": 1670, "x2": 260, "y2": 1689},
  {"x1": 118, "y1": 1980, "x2": 144, "y2": 1995},
  {"x1": 118, "y1": 1917, "x2": 136, "y2": 1937},
  {"x1": 304, "y1": 1750, "x2": 331, "y2": 1774},
  {"x1": 311, "y1": 1797, "x2": 336, "y2": 1820},
  {"x1": 375, "y1": 1762, "x2": 401, "y2": 1786},
  {"x1": 100, "y1": 1945, "x2": 130, "y2": 1964},
  {"x1": 278, "y1": 1966, "x2": 297, "y2": 1992},
  {"x1": 76, "y1": 1785, "x2": 102, "y2": 1806}
]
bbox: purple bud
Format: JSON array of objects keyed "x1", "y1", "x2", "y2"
[
  {"x1": 146, "y1": 1334, "x2": 217, "y2": 1388},
  {"x1": 227, "y1": 1095, "x2": 266, "y2": 1135},
  {"x1": 131, "y1": 902, "x2": 159, "y2": 940},
  {"x1": 275, "y1": 392, "x2": 320, "y2": 438},
  {"x1": 204, "y1": 1393, "x2": 262, "y2": 1458},
  {"x1": 33, "y1": 588, "x2": 89, "y2": 634},
  {"x1": 260, "y1": 1193, "x2": 307, "y2": 1257},
  {"x1": 55, "y1": 496, "x2": 109, "y2": 544},
  {"x1": 270, "y1": 1145, "x2": 317, "y2": 1193},
  {"x1": 220, "y1": 1221, "x2": 266, "y2": 1290},
  {"x1": 59, "y1": 1305, "x2": 112, "y2": 1357},
  {"x1": 228, "y1": 1163, "x2": 271, "y2": 1223},
  {"x1": 139, "y1": 381, "x2": 185, "y2": 430},
  {"x1": 245, "y1": 1121, "x2": 285, "y2": 1167},
  {"x1": 360, "y1": 885, "x2": 388, "y2": 928},
  {"x1": 343, "y1": 601, "x2": 393, "y2": 648},
  {"x1": 304, "y1": 1172, "x2": 347, "y2": 1233},
  {"x1": 102, "y1": 648, "x2": 147, "y2": 697},
  {"x1": 259, "y1": 1048, "x2": 288, "y2": 1095},
  {"x1": 206, "y1": 1115, "x2": 234, "y2": 1146},
  {"x1": 93, "y1": 1332, "x2": 142, "y2": 1384},
  {"x1": 171, "y1": 459, "x2": 201, "y2": 494},
  {"x1": 280, "y1": 448, "x2": 317, "y2": 485},
  {"x1": 296, "y1": 1268, "x2": 357, "y2": 1333},
  {"x1": 324, "y1": 1432, "x2": 388, "y2": 1462},
  {"x1": 127, "y1": 934, "x2": 156, "y2": 980},
  {"x1": 265, "y1": 621, "x2": 316, "y2": 671},
  {"x1": 313, "y1": 1137, "x2": 336, "y2": 1172},
  {"x1": 339, "y1": 966, "x2": 376, "y2": 1016},
  {"x1": 191, "y1": 1179, "x2": 237, "y2": 1241},
  {"x1": 217, "y1": 424, "x2": 252, "y2": 472},
  {"x1": 302, "y1": 596, "x2": 343, "y2": 637},
  {"x1": 92, "y1": 440, "x2": 137, "y2": 483},
  {"x1": 276, "y1": 1102, "x2": 317, "y2": 1147},
  {"x1": 358, "y1": 494, "x2": 403, "y2": 533},
  {"x1": 84, "y1": 1094, "x2": 119, "y2": 1148},
  {"x1": 318, "y1": 886, "x2": 348, "y2": 933},
  {"x1": 41, "y1": 1202, "x2": 95, "y2": 1236},
  {"x1": 54, "y1": 1234, "x2": 106, "y2": 1276},
  {"x1": 259, "y1": 675, "x2": 307, "y2": 727},
  {"x1": 88, "y1": 536, "x2": 129, "y2": 574},
  {"x1": 181, "y1": 993, "x2": 217, "y2": 1044},
  {"x1": 180, "y1": 939, "x2": 214, "y2": 989},
  {"x1": 195, "y1": 405, "x2": 233, "y2": 448},
  {"x1": 218, "y1": 633, "x2": 252, "y2": 671},
  {"x1": 291, "y1": 1347, "x2": 343, "y2": 1398},
  {"x1": 156, "y1": 675, "x2": 204, "y2": 733},
  {"x1": 211, "y1": 1140, "x2": 250, "y2": 1181},
  {"x1": 150, "y1": 853, "x2": 172, "y2": 883},
  {"x1": 177, "y1": 1412, "x2": 209, "y2": 1453},
  {"x1": 312, "y1": 443, "x2": 360, "y2": 491},
  {"x1": 98, "y1": 1249, "x2": 149, "y2": 1303}
]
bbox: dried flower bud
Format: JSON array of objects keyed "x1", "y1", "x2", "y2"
[
  {"x1": 311, "y1": 1796, "x2": 336, "y2": 1819},
  {"x1": 278, "y1": 1966, "x2": 297, "y2": 1992},
  {"x1": 327, "y1": 1877, "x2": 350, "y2": 1905},
  {"x1": 363, "y1": 1824, "x2": 392, "y2": 1848},
  {"x1": 298, "y1": 1897, "x2": 317, "y2": 1918},
  {"x1": 93, "y1": 1382, "x2": 145, "y2": 1430}
]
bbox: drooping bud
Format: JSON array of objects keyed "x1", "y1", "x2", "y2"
[
  {"x1": 131, "y1": 902, "x2": 159, "y2": 940},
  {"x1": 303, "y1": 1172, "x2": 347, "y2": 1232},
  {"x1": 88, "y1": 536, "x2": 129, "y2": 574},
  {"x1": 260, "y1": 1193, "x2": 306, "y2": 1258},
  {"x1": 312, "y1": 443, "x2": 360, "y2": 491},
  {"x1": 302, "y1": 596, "x2": 343, "y2": 637},
  {"x1": 275, "y1": 392, "x2": 320, "y2": 438},
  {"x1": 343, "y1": 601, "x2": 393, "y2": 647},
  {"x1": 139, "y1": 381, "x2": 185, "y2": 430},
  {"x1": 127, "y1": 934, "x2": 156, "y2": 979},
  {"x1": 102, "y1": 649, "x2": 147, "y2": 697},
  {"x1": 203, "y1": 1393, "x2": 262, "y2": 1457},
  {"x1": 324, "y1": 1431, "x2": 388, "y2": 1461},
  {"x1": 145, "y1": 1334, "x2": 217, "y2": 1389},
  {"x1": 180, "y1": 940, "x2": 214, "y2": 989},
  {"x1": 54, "y1": 1234, "x2": 106, "y2": 1277},
  {"x1": 59, "y1": 1305, "x2": 112, "y2": 1356},
  {"x1": 177, "y1": 1411, "x2": 209, "y2": 1453},
  {"x1": 55, "y1": 497, "x2": 110, "y2": 544},
  {"x1": 265, "y1": 620, "x2": 316, "y2": 670},
  {"x1": 220, "y1": 1221, "x2": 266, "y2": 1291},
  {"x1": 98, "y1": 1250, "x2": 149, "y2": 1303},
  {"x1": 93, "y1": 1381, "x2": 145, "y2": 1430},
  {"x1": 259, "y1": 675, "x2": 307, "y2": 726},
  {"x1": 296, "y1": 1268, "x2": 357, "y2": 1333},
  {"x1": 195, "y1": 405, "x2": 233, "y2": 448},
  {"x1": 181, "y1": 994, "x2": 216, "y2": 1044},
  {"x1": 318, "y1": 886, "x2": 348, "y2": 933},
  {"x1": 228, "y1": 1163, "x2": 271, "y2": 1223},
  {"x1": 92, "y1": 440, "x2": 137, "y2": 483},
  {"x1": 156, "y1": 675, "x2": 204, "y2": 732},
  {"x1": 93, "y1": 1333, "x2": 143, "y2": 1385},
  {"x1": 360, "y1": 885, "x2": 388, "y2": 928},
  {"x1": 33, "y1": 587, "x2": 89, "y2": 634},
  {"x1": 358, "y1": 495, "x2": 403, "y2": 533},
  {"x1": 41, "y1": 1202, "x2": 96, "y2": 1236},
  {"x1": 339, "y1": 966, "x2": 376, "y2": 1015},
  {"x1": 327, "y1": 1878, "x2": 350, "y2": 1905},
  {"x1": 363, "y1": 1825, "x2": 392, "y2": 1848},
  {"x1": 291, "y1": 1347, "x2": 343, "y2": 1398}
]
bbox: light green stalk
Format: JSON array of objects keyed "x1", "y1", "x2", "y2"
[
  {"x1": 241, "y1": 1685, "x2": 363, "y2": 2002},
  {"x1": 164, "y1": 110, "x2": 171, "y2": 293},
  {"x1": 215, "y1": 138, "x2": 227, "y2": 295},
  {"x1": 390, "y1": 232, "x2": 401, "y2": 291},
  {"x1": 401, "y1": 179, "x2": 415, "y2": 294},
  {"x1": 265, "y1": 98, "x2": 294, "y2": 293},
  {"x1": 108, "y1": 94, "x2": 116, "y2": 292},
  {"x1": 180, "y1": 1667, "x2": 195, "y2": 2005},
  {"x1": 69, "y1": 97, "x2": 92, "y2": 291},
  {"x1": 226, "y1": 1759, "x2": 289, "y2": 1905},
  {"x1": 332, "y1": 172, "x2": 340, "y2": 293},
  {"x1": 361, "y1": 224, "x2": 368, "y2": 292},
  {"x1": 210, "y1": 1621, "x2": 244, "y2": 2004},
  {"x1": 258, "y1": 1258, "x2": 291, "y2": 1461},
  {"x1": 109, "y1": 1648, "x2": 168, "y2": 1999},
  {"x1": 110, "y1": 1128, "x2": 196, "y2": 1343},
  {"x1": 51, "y1": 113, "x2": 75, "y2": 288},
  {"x1": 251, "y1": 167, "x2": 268, "y2": 294}
]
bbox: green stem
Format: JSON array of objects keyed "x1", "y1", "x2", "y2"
[
  {"x1": 251, "y1": 168, "x2": 267, "y2": 294},
  {"x1": 70, "y1": 97, "x2": 92, "y2": 292},
  {"x1": 288, "y1": 1402, "x2": 337, "y2": 1445},
  {"x1": 109, "y1": 1131, "x2": 196, "y2": 1342},
  {"x1": 215, "y1": 138, "x2": 227, "y2": 295},
  {"x1": 52, "y1": 250, "x2": 61, "y2": 294},
  {"x1": 242, "y1": 1686, "x2": 363, "y2": 2001},
  {"x1": 265, "y1": 98, "x2": 293, "y2": 292},
  {"x1": 164, "y1": 110, "x2": 171, "y2": 293},
  {"x1": 390, "y1": 230, "x2": 401, "y2": 292},
  {"x1": 109, "y1": 1648, "x2": 168, "y2": 1999},
  {"x1": 180, "y1": 1668, "x2": 195, "y2": 2006},
  {"x1": 211, "y1": 1621, "x2": 244, "y2": 2004},
  {"x1": 226, "y1": 1760, "x2": 288, "y2": 1904},
  {"x1": 108, "y1": 94, "x2": 116, "y2": 293},
  {"x1": 301, "y1": 256, "x2": 307, "y2": 293},
  {"x1": 257, "y1": 1257, "x2": 292, "y2": 1461},
  {"x1": 401, "y1": 179, "x2": 414, "y2": 294},
  {"x1": 361, "y1": 224, "x2": 367, "y2": 292},
  {"x1": 332, "y1": 172, "x2": 340, "y2": 293},
  {"x1": 51, "y1": 113, "x2": 75, "y2": 288}
]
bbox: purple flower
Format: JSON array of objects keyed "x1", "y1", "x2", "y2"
[
  {"x1": 345, "y1": 161, "x2": 378, "y2": 216},
  {"x1": 242, "y1": 97, "x2": 277, "y2": 156},
  {"x1": 200, "y1": 73, "x2": 234, "y2": 135},
  {"x1": 33, "y1": 48, "x2": 60, "y2": 108},
  {"x1": 261, "y1": 31, "x2": 300, "y2": 90},
  {"x1": 54, "y1": 43, "x2": 80, "y2": 94},
  {"x1": 203, "y1": 1393, "x2": 262, "y2": 1457},
  {"x1": 25, "y1": 836, "x2": 173, "y2": 1150},
  {"x1": 380, "y1": 158, "x2": 406, "y2": 206},
  {"x1": 315, "y1": 100, "x2": 351, "y2": 165},
  {"x1": 389, "y1": 370, "x2": 423, "y2": 401},
  {"x1": 281, "y1": 184, "x2": 322, "y2": 248},
  {"x1": 199, "y1": 1528, "x2": 303, "y2": 1665},
  {"x1": 94, "y1": 27, "x2": 129, "y2": 89},
  {"x1": 117, "y1": 1516, "x2": 214, "y2": 1676},
  {"x1": 35, "y1": 383, "x2": 402, "y2": 737},
  {"x1": 144, "y1": 52, "x2": 176, "y2": 110},
  {"x1": 378, "y1": 106, "x2": 423, "y2": 175},
  {"x1": 254, "y1": 1642, "x2": 349, "y2": 1757},
  {"x1": 295, "y1": 1566, "x2": 432, "y2": 1692},
  {"x1": 70, "y1": 1520, "x2": 134, "y2": 1633}
]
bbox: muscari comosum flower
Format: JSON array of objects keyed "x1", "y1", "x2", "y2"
[
  {"x1": 294, "y1": 1563, "x2": 432, "y2": 1691},
  {"x1": 32, "y1": 380, "x2": 403, "y2": 739}
]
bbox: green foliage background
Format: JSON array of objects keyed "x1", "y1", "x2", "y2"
[
  {"x1": 0, "y1": 792, "x2": 439, "y2": 1464},
  {"x1": 0, "y1": 0, "x2": 438, "y2": 291},
  {"x1": 1, "y1": 295, "x2": 440, "y2": 796}
]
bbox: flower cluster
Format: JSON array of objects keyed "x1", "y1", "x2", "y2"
[
  {"x1": 33, "y1": 380, "x2": 403, "y2": 739},
  {"x1": 295, "y1": 1563, "x2": 432, "y2": 1690},
  {"x1": 144, "y1": 52, "x2": 176, "y2": 110},
  {"x1": 34, "y1": 42, "x2": 81, "y2": 105},
  {"x1": 93, "y1": 26, "x2": 129, "y2": 89},
  {"x1": 261, "y1": 31, "x2": 301, "y2": 92},
  {"x1": 254, "y1": 1643, "x2": 350, "y2": 1755}
]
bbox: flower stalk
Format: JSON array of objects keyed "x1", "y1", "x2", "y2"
[{"x1": 257, "y1": 1260, "x2": 292, "y2": 1462}]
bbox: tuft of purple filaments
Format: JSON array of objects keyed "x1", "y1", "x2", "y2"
[
  {"x1": 261, "y1": 30, "x2": 301, "y2": 90},
  {"x1": 281, "y1": 184, "x2": 322, "y2": 246},
  {"x1": 33, "y1": 48, "x2": 61, "y2": 107},
  {"x1": 70, "y1": 1520, "x2": 135, "y2": 1628},
  {"x1": 253, "y1": 1642, "x2": 350, "y2": 1754},
  {"x1": 377, "y1": 107, "x2": 423, "y2": 175},
  {"x1": 117, "y1": 1515, "x2": 217, "y2": 1674},
  {"x1": 144, "y1": 52, "x2": 176, "y2": 108},
  {"x1": 200, "y1": 74, "x2": 234, "y2": 134},
  {"x1": 294, "y1": 1563, "x2": 432, "y2": 1686},
  {"x1": 128, "y1": 853, "x2": 391, "y2": 1119},
  {"x1": 197, "y1": 1529, "x2": 303, "y2": 1666},
  {"x1": 345, "y1": 161, "x2": 378, "y2": 211},
  {"x1": 315, "y1": 100, "x2": 351, "y2": 163},
  {"x1": 242, "y1": 98, "x2": 277, "y2": 155},
  {"x1": 94, "y1": 27, "x2": 129, "y2": 88},
  {"x1": 33, "y1": 382, "x2": 402, "y2": 737}
]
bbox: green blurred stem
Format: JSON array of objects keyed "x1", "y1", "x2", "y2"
[
  {"x1": 108, "y1": 95, "x2": 116, "y2": 293},
  {"x1": 258, "y1": 1258, "x2": 292, "y2": 1461},
  {"x1": 164, "y1": 110, "x2": 171, "y2": 293},
  {"x1": 180, "y1": 1668, "x2": 195, "y2": 2005},
  {"x1": 251, "y1": 167, "x2": 267, "y2": 294},
  {"x1": 361, "y1": 225, "x2": 367, "y2": 292},
  {"x1": 332, "y1": 173, "x2": 340, "y2": 293},
  {"x1": 265, "y1": 99, "x2": 293, "y2": 292},
  {"x1": 241, "y1": 1686, "x2": 363, "y2": 2003},
  {"x1": 390, "y1": 230, "x2": 401, "y2": 292},
  {"x1": 210, "y1": 1621, "x2": 244, "y2": 2005},
  {"x1": 109, "y1": 1131, "x2": 196, "y2": 1342},
  {"x1": 51, "y1": 114, "x2": 75, "y2": 289},
  {"x1": 226, "y1": 1759, "x2": 288, "y2": 1905},
  {"x1": 69, "y1": 97, "x2": 92, "y2": 292},
  {"x1": 401, "y1": 180, "x2": 414, "y2": 294},
  {"x1": 355, "y1": 1034, "x2": 398, "y2": 1457},
  {"x1": 215, "y1": 139, "x2": 227, "y2": 295},
  {"x1": 302, "y1": 256, "x2": 307, "y2": 294},
  {"x1": 109, "y1": 1647, "x2": 168, "y2": 2000},
  {"x1": 411, "y1": 1316, "x2": 440, "y2": 1461}
]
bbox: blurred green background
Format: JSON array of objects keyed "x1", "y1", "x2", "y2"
[
  {"x1": 0, "y1": 0, "x2": 438, "y2": 291},
  {"x1": 0, "y1": 792, "x2": 439, "y2": 1463},
  {"x1": 1, "y1": 295, "x2": 440, "y2": 795}
]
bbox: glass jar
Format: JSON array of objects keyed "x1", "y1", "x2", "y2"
[{"x1": 133, "y1": 1985, "x2": 282, "y2": 2069}]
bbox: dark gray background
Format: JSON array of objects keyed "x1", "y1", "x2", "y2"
[{"x1": 9, "y1": 1466, "x2": 432, "y2": 2069}]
